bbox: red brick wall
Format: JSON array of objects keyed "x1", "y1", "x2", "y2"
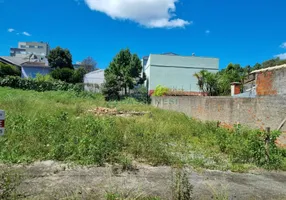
[
  {"x1": 256, "y1": 71, "x2": 277, "y2": 96},
  {"x1": 234, "y1": 85, "x2": 241, "y2": 95}
]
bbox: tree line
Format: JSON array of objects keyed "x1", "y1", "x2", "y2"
[
  {"x1": 3, "y1": 45, "x2": 285, "y2": 98},
  {"x1": 47, "y1": 47, "x2": 98, "y2": 84}
]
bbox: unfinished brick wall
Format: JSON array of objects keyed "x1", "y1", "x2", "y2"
[
  {"x1": 256, "y1": 71, "x2": 277, "y2": 96},
  {"x1": 255, "y1": 68, "x2": 286, "y2": 96}
]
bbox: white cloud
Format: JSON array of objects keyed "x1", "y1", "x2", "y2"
[
  {"x1": 275, "y1": 53, "x2": 286, "y2": 60},
  {"x1": 22, "y1": 31, "x2": 31, "y2": 36},
  {"x1": 280, "y1": 42, "x2": 286, "y2": 49},
  {"x1": 8, "y1": 28, "x2": 15, "y2": 32},
  {"x1": 84, "y1": 0, "x2": 191, "y2": 28},
  {"x1": 205, "y1": 30, "x2": 210, "y2": 34}
]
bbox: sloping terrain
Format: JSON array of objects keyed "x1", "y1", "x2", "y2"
[{"x1": 0, "y1": 87, "x2": 285, "y2": 199}]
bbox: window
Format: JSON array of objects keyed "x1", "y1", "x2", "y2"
[
  {"x1": 20, "y1": 45, "x2": 26, "y2": 48},
  {"x1": 38, "y1": 46, "x2": 44, "y2": 49},
  {"x1": 29, "y1": 45, "x2": 35, "y2": 48}
]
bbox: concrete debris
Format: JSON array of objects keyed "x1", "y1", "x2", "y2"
[{"x1": 87, "y1": 107, "x2": 149, "y2": 117}]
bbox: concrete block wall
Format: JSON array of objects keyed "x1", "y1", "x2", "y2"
[{"x1": 152, "y1": 96, "x2": 286, "y2": 131}]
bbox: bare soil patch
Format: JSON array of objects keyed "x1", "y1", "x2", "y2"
[{"x1": 87, "y1": 107, "x2": 150, "y2": 117}]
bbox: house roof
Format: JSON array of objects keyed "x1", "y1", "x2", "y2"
[
  {"x1": 0, "y1": 56, "x2": 27, "y2": 66},
  {"x1": 21, "y1": 62, "x2": 50, "y2": 68},
  {"x1": 251, "y1": 64, "x2": 286, "y2": 74},
  {"x1": 0, "y1": 56, "x2": 49, "y2": 67},
  {"x1": 84, "y1": 69, "x2": 105, "y2": 84},
  {"x1": 85, "y1": 69, "x2": 104, "y2": 76},
  {"x1": 161, "y1": 52, "x2": 179, "y2": 56}
]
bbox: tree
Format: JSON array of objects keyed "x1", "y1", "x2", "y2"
[
  {"x1": 50, "y1": 67, "x2": 86, "y2": 83},
  {"x1": 81, "y1": 56, "x2": 97, "y2": 72},
  {"x1": 194, "y1": 70, "x2": 219, "y2": 96},
  {"x1": 261, "y1": 58, "x2": 279, "y2": 69},
  {"x1": 47, "y1": 47, "x2": 73, "y2": 69},
  {"x1": 0, "y1": 63, "x2": 20, "y2": 77},
  {"x1": 252, "y1": 63, "x2": 262, "y2": 70},
  {"x1": 103, "y1": 48, "x2": 146, "y2": 99},
  {"x1": 102, "y1": 73, "x2": 121, "y2": 100},
  {"x1": 72, "y1": 67, "x2": 87, "y2": 83},
  {"x1": 193, "y1": 57, "x2": 286, "y2": 97},
  {"x1": 50, "y1": 68, "x2": 74, "y2": 83}
]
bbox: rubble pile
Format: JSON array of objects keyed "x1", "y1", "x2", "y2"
[{"x1": 87, "y1": 107, "x2": 149, "y2": 117}]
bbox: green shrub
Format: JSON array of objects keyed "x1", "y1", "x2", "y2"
[
  {"x1": 129, "y1": 85, "x2": 150, "y2": 104},
  {"x1": 232, "y1": 129, "x2": 283, "y2": 169},
  {"x1": 50, "y1": 68, "x2": 74, "y2": 83},
  {"x1": 0, "y1": 76, "x2": 84, "y2": 93},
  {"x1": 192, "y1": 122, "x2": 285, "y2": 169},
  {"x1": 72, "y1": 67, "x2": 87, "y2": 83},
  {"x1": 0, "y1": 63, "x2": 20, "y2": 77},
  {"x1": 50, "y1": 67, "x2": 87, "y2": 84},
  {"x1": 153, "y1": 85, "x2": 169, "y2": 96},
  {"x1": 172, "y1": 169, "x2": 193, "y2": 200},
  {"x1": 34, "y1": 73, "x2": 54, "y2": 82}
]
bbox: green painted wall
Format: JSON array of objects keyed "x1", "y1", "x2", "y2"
[{"x1": 145, "y1": 54, "x2": 219, "y2": 92}]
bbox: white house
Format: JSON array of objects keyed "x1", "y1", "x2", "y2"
[{"x1": 83, "y1": 69, "x2": 105, "y2": 92}]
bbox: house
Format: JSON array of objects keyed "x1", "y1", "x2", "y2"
[
  {"x1": 252, "y1": 64, "x2": 286, "y2": 96},
  {"x1": 234, "y1": 64, "x2": 286, "y2": 97},
  {"x1": 21, "y1": 62, "x2": 51, "y2": 78},
  {"x1": 73, "y1": 62, "x2": 82, "y2": 69},
  {"x1": 0, "y1": 56, "x2": 51, "y2": 78},
  {"x1": 83, "y1": 69, "x2": 105, "y2": 92},
  {"x1": 142, "y1": 53, "x2": 219, "y2": 94},
  {"x1": 10, "y1": 41, "x2": 50, "y2": 61},
  {"x1": 0, "y1": 56, "x2": 27, "y2": 67}
]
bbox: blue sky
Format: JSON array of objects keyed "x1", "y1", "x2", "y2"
[{"x1": 0, "y1": 0, "x2": 285, "y2": 70}]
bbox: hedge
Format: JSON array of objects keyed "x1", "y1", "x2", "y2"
[
  {"x1": 0, "y1": 76, "x2": 84, "y2": 92},
  {"x1": 0, "y1": 63, "x2": 21, "y2": 77}
]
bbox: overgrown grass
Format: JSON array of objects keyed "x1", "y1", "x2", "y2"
[{"x1": 0, "y1": 87, "x2": 285, "y2": 171}]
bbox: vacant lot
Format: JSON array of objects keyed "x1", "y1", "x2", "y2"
[
  {"x1": 0, "y1": 87, "x2": 286, "y2": 199},
  {"x1": 0, "y1": 87, "x2": 285, "y2": 171}
]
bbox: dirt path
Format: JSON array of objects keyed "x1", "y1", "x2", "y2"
[{"x1": 2, "y1": 161, "x2": 286, "y2": 200}]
